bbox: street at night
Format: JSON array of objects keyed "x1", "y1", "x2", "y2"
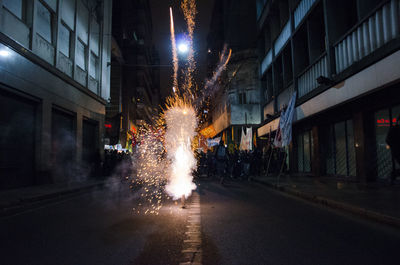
[
  {"x1": 1, "y1": 178, "x2": 400, "y2": 265},
  {"x1": 1, "y1": 0, "x2": 400, "y2": 264}
]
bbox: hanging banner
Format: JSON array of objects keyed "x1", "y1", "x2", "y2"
[
  {"x1": 207, "y1": 137, "x2": 221, "y2": 147},
  {"x1": 240, "y1": 127, "x2": 253, "y2": 151}
]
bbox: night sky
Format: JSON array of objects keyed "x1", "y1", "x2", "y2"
[{"x1": 149, "y1": 0, "x2": 215, "y2": 101}]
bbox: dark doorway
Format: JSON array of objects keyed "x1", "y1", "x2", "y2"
[{"x1": 0, "y1": 90, "x2": 36, "y2": 190}]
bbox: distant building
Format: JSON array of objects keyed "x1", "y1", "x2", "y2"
[
  {"x1": 257, "y1": 0, "x2": 400, "y2": 182},
  {"x1": 204, "y1": 0, "x2": 261, "y2": 148},
  {"x1": 0, "y1": 0, "x2": 113, "y2": 189},
  {"x1": 106, "y1": 0, "x2": 160, "y2": 150}
]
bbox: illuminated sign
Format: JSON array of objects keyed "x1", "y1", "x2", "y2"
[
  {"x1": 105, "y1": 123, "x2": 112, "y2": 129},
  {"x1": 376, "y1": 118, "x2": 397, "y2": 127}
]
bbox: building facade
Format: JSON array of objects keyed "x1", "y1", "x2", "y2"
[
  {"x1": 106, "y1": 0, "x2": 160, "y2": 150},
  {"x1": 0, "y1": 0, "x2": 112, "y2": 189},
  {"x1": 257, "y1": 0, "x2": 400, "y2": 182},
  {"x1": 205, "y1": 0, "x2": 261, "y2": 148}
]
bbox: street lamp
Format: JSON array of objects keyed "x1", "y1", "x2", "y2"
[{"x1": 178, "y1": 42, "x2": 189, "y2": 54}]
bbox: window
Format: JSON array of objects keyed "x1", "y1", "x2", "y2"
[
  {"x1": 77, "y1": 1, "x2": 89, "y2": 45},
  {"x1": 325, "y1": 120, "x2": 356, "y2": 176},
  {"x1": 61, "y1": 0, "x2": 75, "y2": 30},
  {"x1": 297, "y1": 130, "x2": 312, "y2": 172},
  {"x1": 89, "y1": 52, "x2": 98, "y2": 79},
  {"x1": 3, "y1": 0, "x2": 24, "y2": 20},
  {"x1": 374, "y1": 105, "x2": 400, "y2": 179},
  {"x1": 36, "y1": 1, "x2": 53, "y2": 43},
  {"x1": 90, "y1": 19, "x2": 100, "y2": 56},
  {"x1": 59, "y1": 23, "x2": 71, "y2": 57},
  {"x1": 76, "y1": 39, "x2": 86, "y2": 70},
  {"x1": 307, "y1": 3, "x2": 326, "y2": 63},
  {"x1": 239, "y1": 92, "x2": 247, "y2": 104}
]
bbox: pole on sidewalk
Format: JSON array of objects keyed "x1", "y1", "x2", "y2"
[
  {"x1": 277, "y1": 149, "x2": 287, "y2": 187},
  {"x1": 265, "y1": 146, "x2": 274, "y2": 177}
]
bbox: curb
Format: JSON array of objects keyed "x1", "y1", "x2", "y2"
[
  {"x1": 0, "y1": 181, "x2": 105, "y2": 217},
  {"x1": 254, "y1": 178, "x2": 400, "y2": 229}
]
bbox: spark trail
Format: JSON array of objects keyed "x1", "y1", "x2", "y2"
[{"x1": 170, "y1": 7, "x2": 179, "y2": 93}]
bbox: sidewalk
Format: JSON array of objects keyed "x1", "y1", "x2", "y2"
[
  {"x1": 253, "y1": 175, "x2": 400, "y2": 228},
  {"x1": 0, "y1": 178, "x2": 111, "y2": 217}
]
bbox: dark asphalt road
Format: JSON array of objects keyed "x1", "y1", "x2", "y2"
[
  {"x1": 198, "y1": 179, "x2": 400, "y2": 265},
  {"x1": 1, "y1": 178, "x2": 400, "y2": 265},
  {"x1": 0, "y1": 180, "x2": 188, "y2": 265}
]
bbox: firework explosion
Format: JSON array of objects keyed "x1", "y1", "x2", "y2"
[
  {"x1": 128, "y1": 0, "x2": 231, "y2": 214},
  {"x1": 170, "y1": 7, "x2": 179, "y2": 93},
  {"x1": 164, "y1": 103, "x2": 197, "y2": 200}
]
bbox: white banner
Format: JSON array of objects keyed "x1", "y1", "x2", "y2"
[
  {"x1": 240, "y1": 127, "x2": 252, "y2": 151},
  {"x1": 207, "y1": 137, "x2": 221, "y2": 147}
]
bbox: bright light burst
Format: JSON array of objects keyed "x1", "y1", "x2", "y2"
[
  {"x1": 164, "y1": 105, "x2": 197, "y2": 200},
  {"x1": 127, "y1": 0, "x2": 230, "y2": 214}
]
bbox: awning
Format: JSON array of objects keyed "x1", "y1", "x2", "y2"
[
  {"x1": 257, "y1": 117, "x2": 280, "y2": 137},
  {"x1": 199, "y1": 124, "x2": 217, "y2": 139}
]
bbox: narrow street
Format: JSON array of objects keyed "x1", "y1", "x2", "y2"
[{"x1": 1, "y1": 178, "x2": 399, "y2": 265}]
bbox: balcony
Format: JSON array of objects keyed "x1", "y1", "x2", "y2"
[
  {"x1": 261, "y1": 49, "x2": 273, "y2": 76},
  {"x1": 298, "y1": 54, "x2": 328, "y2": 97},
  {"x1": 334, "y1": 0, "x2": 400, "y2": 74},
  {"x1": 274, "y1": 21, "x2": 291, "y2": 56},
  {"x1": 294, "y1": 0, "x2": 317, "y2": 29}
]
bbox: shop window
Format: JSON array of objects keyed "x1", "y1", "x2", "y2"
[
  {"x1": 36, "y1": 1, "x2": 53, "y2": 43},
  {"x1": 325, "y1": 120, "x2": 356, "y2": 177},
  {"x1": 297, "y1": 130, "x2": 312, "y2": 173},
  {"x1": 374, "y1": 105, "x2": 400, "y2": 179},
  {"x1": 393, "y1": 106, "x2": 400, "y2": 171}
]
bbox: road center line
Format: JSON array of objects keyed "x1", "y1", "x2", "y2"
[{"x1": 180, "y1": 191, "x2": 202, "y2": 265}]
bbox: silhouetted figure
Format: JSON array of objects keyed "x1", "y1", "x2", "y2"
[
  {"x1": 215, "y1": 141, "x2": 227, "y2": 185},
  {"x1": 386, "y1": 114, "x2": 400, "y2": 184}
]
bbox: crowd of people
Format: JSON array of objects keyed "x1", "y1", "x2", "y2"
[
  {"x1": 103, "y1": 149, "x2": 132, "y2": 179},
  {"x1": 195, "y1": 141, "x2": 287, "y2": 184}
]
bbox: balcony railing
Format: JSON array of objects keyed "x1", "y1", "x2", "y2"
[
  {"x1": 274, "y1": 21, "x2": 291, "y2": 56},
  {"x1": 294, "y1": 0, "x2": 317, "y2": 29},
  {"x1": 298, "y1": 54, "x2": 328, "y2": 97},
  {"x1": 261, "y1": 49, "x2": 273, "y2": 76},
  {"x1": 334, "y1": 0, "x2": 400, "y2": 74}
]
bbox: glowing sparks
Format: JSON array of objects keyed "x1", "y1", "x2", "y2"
[
  {"x1": 164, "y1": 106, "x2": 197, "y2": 200},
  {"x1": 124, "y1": 0, "x2": 231, "y2": 214},
  {"x1": 170, "y1": 7, "x2": 179, "y2": 94}
]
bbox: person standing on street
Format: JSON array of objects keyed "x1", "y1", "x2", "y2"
[
  {"x1": 386, "y1": 114, "x2": 400, "y2": 184},
  {"x1": 215, "y1": 141, "x2": 228, "y2": 185}
]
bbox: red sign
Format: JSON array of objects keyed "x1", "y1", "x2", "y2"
[
  {"x1": 105, "y1": 123, "x2": 112, "y2": 129},
  {"x1": 376, "y1": 118, "x2": 397, "y2": 127}
]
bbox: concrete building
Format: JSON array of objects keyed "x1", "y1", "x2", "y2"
[
  {"x1": 204, "y1": 0, "x2": 261, "y2": 148},
  {"x1": 257, "y1": 0, "x2": 400, "y2": 182},
  {"x1": 106, "y1": 0, "x2": 160, "y2": 150},
  {"x1": 0, "y1": 0, "x2": 112, "y2": 189}
]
